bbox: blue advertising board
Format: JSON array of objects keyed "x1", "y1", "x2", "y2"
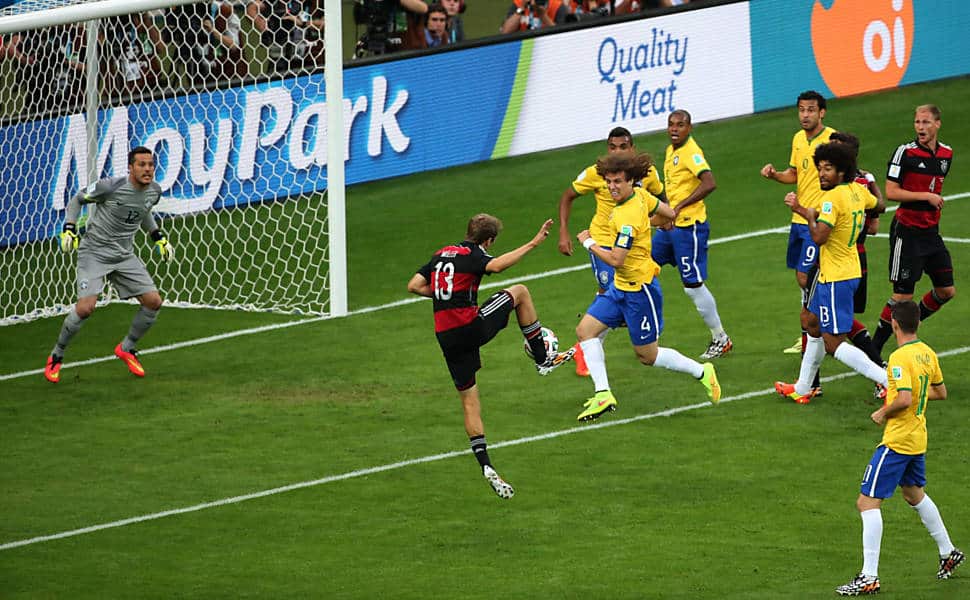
[{"x1": 0, "y1": 42, "x2": 522, "y2": 247}]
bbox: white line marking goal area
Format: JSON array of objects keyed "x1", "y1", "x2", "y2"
[
  {"x1": 2, "y1": 192, "x2": 967, "y2": 383},
  {"x1": 3, "y1": 344, "x2": 967, "y2": 553}
]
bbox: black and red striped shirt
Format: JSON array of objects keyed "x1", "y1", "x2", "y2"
[
  {"x1": 417, "y1": 241, "x2": 493, "y2": 333},
  {"x1": 886, "y1": 139, "x2": 953, "y2": 229},
  {"x1": 853, "y1": 171, "x2": 880, "y2": 250}
]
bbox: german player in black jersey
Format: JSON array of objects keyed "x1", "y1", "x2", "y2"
[
  {"x1": 871, "y1": 105, "x2": 955, "y2": 357},
  {"x1": 408, "y1": 214, "x2": 574, "y2": 498}
]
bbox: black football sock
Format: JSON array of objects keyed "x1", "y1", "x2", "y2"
[
  {"x1": 851, "y1": 328, "x2": 883, "y2": 366},
  {"x1": 521, "y1": 320, "x2": 547, "y2": 363},
  {"x1": 470, "y1": 435, "x2": 491, "y2": 470},
  {"x1": 871, "y1": 301, "x2": 895, "y2": 356}
]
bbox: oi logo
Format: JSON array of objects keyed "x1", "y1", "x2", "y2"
[{"x1": 810, "y1": 0, "x2": 913, "y2": 97}]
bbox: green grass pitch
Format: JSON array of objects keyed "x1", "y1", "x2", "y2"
[{"x1": 1, "y1": 77, "x2": 969, "y2": 598}]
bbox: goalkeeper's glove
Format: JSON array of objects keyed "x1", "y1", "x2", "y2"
[
  {"x1": 59, "y1": 223, "x2": 79, "y2": 253},
  {"x1": 150, "y1": 229, "x2": 175, "y2": 262}
]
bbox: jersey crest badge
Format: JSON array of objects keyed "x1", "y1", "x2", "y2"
[
  {"x1": 941, "y1": 160, "x2": 949, "y2": 173},
  {"x1": 672, "y1": 156, "x2": 679, "y2": 166}
]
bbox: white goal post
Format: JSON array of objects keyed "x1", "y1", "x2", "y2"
[{"x1": 0, "y1": 0, "x2": 346, "y2": 324}]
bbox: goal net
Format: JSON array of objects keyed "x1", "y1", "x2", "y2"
[{"x1": 0, "y1": 0, "x2": 346, "y2": 324}]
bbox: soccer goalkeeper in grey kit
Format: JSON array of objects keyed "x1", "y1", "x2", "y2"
[{"x1": 44, "y1": 146, "x2": 174, "y2": 383}]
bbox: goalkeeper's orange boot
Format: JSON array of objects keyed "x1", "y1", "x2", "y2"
[
  {"x1": 44, "y1": 355, "x2": 63, "y2": 383},
  {"x1": 573, "y1": 343, "x2": 589, "y2": 377},
  {"x1": 114, "y1": 344, "x2": 145, "y2": 377}
]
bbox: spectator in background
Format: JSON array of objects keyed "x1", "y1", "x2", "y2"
[
  {"x1": 403, "y1": 3, "x2": 449, "y2": 50},
  {"x1": 440, "y1": 0, "x2": 464, "y2": 44},
  {"x1": 612, "y1": 0, "x2": 640, "y2": 14},
  {"x1": 565, "y1": 1, "x2": 612, "y2": 21},
  {"x1": 166, "y1": 3, "x2": 210, "y2": 84},
  {"x1": 501, "y1": 0, "x2": 567, "y2": 33},
  {"x1": 202, "y1": 1, "x2": 249, "y2": 80},
  {"x1": 7, "y1": 24, "x2": 86, "y2": 116},
  {"x1": 246, "y1": 0, "x2": 325, "y2": 73},
  {"x1": 102, "y1": 13, "x2": 166, "y2": 99}
]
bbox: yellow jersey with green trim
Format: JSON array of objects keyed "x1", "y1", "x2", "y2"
[
  {"x1": 881, "y1": 340, "x2": 942, "y2": 455},
  {"x1": 816, "y1": 182, "x2": 877, "y2": 283},
  {"x1": 789, "y1": 126, "x2": 835, "y2": 225},
  {"x1": 663, "y1": 135, "x2": 711, "y2": 226},
  {"x1": 572, "y1": 164, "x2": 663, "y2": 245},
  {"x1": 608, "y1": 188, "x2": 661, "y2": 291}
]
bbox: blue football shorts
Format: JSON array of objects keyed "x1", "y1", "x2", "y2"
[
  {"x1": 860, "y1": 445, "x2": 926, "y2": 499},
  {"x1": 586, "y1": 279, "x2": 664, "y2": 346},
  {"x1": 807, "y1": 278, "x2": 859, "y2": 335},
  {"x1": 652, "y1": 222, "x2": 710, "y2": 285},
  {"x1": 587, "y1": 246, "x2": 615, "y2": 291},
  {"x1": 787, "y1": 223, "x2": 818, "y2": 273}
]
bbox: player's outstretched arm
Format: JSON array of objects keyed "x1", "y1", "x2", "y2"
[{"x1": 486, "y1": 218, "x2": 553, "y2": 273}]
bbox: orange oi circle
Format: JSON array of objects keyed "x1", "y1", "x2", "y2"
[{"x1": 811, "y1": 0, "x2": 914, "y2": 97}]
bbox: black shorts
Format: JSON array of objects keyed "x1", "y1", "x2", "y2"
[
  {"x1": 804, "y1": 264, "x2": 820, "y2": 308},
  {"x1": 888, "y1": 219, "x2": 954, "y2": 294},
  {"x1": 854, "y1": 247, "x2": 868, "y2": 314},
  {"x1": 436, "y1": 290, "x2": 515, "y2": 390}
]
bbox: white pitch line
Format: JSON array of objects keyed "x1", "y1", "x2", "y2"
[
  {"x1": 0, "y1": 224, "x2": 791, "y2": 382},
  {"x1": 5, "y1": 343, "x2": 967, "y2": 552},
  {"x1": 2, "y1": 191, "x2": 967, "y2": 385}
]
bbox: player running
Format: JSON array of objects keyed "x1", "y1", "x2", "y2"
[
  {"x1": 573, "y1": 152, "x2": 721, "y2": 422},
  {"x1": 557, "y1": 127, "x2": 665, "y2": 376}
]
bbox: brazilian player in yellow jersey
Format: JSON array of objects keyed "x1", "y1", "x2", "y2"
[
  {"x1": 572, "y1": 152, "x2": 721, "y2": 422},
  {"x1": 835, "y1": 301, "x2": 964, "y2": 596},
  {"x1": 761, "y1": 90, "x2": 836, "y2": 358},
  {"x1": 653, "y1": 110, "x2": 732, "y2": 360},
  {"x1": 775, "y1": 142, "x2": 887, "y2": 404},
  {"x1": 557, "y1": 127, "x2": 663, "y2": 376}
]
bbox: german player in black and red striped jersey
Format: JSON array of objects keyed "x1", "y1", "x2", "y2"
[
  {"x1": 407, "y1": 214, "x2": 574, "y2": 498},
  {"x1": 871, "y1": 105, "x2": 955, "y2": 358}
]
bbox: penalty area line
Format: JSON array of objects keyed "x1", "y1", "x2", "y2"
[
  {"x1": 2, "y1": 344, "x2": 969, "y2": 553},
  {"x1": 0, "y1": 226, "x2": 792, "y2": 382}
]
